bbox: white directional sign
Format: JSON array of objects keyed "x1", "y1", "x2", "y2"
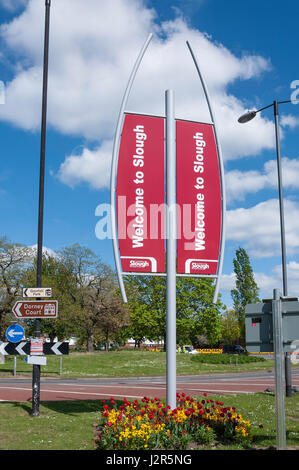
[
  {"x1": 25, "y1": 356, "x2": 47, "y2": 366},
  {"x1": 23, "y1": 287, "x2": 52, "y2": 298}
]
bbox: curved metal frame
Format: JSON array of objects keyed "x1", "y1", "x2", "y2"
[
  {"x1": 186, "y1": 41, "x2": 226, "y2": 304},
  {"x1": 110, "y1": 33, "x2": 153, "y2": 303}
]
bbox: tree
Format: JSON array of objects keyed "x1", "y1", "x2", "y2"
[
  {"x1": 22, "y1": 243, "x2": 128, "y2": 351},
  {"x1": 0, "y1": 239, "x2": 128, "y2": 350},
  {"x1": 220, "y1": 308, "x2": 241, "y2": 345},
  {"x1": 230, "y1": 247, "x2": 259, "y2": 340},
  {"x1": 21, "y1": 253, "x2": 77, "y2": 341},
  {"x1": 125, "y1": 275, "x2": 223, "y2": 349},
  {"x1": 92, "y1": 287, "x2": 129, "y2": 351},
  {"x1": 57, "y1": 244, "x2": 128, "y2": 351},
  {"x1": 122, "y1": 279, "x2": 160, "y2": 347},
  {"x1": 176, "y1": 277, "x2": 223, "y2": 346},
  {"x1": 0, "y1": 237, "x2": 33, "y2": 339}
]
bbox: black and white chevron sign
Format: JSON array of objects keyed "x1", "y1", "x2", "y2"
[
  {"x1": 0, "y1": 341, "x2": 69, "y2": 355},
  {"x1": 43, "y1": 342, "x2": 69, "y2": 355},
  {"x1": 0, "y1": 341, "x2": 29, "y2": 355}
]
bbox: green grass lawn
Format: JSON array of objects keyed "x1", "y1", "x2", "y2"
[
  {"x1": 0, "y1": 350, "x2": 290, "y2": 378},
  {"x1": 0, "y1": 351, "x2": 298, "y2": 450},
  {"x1": 0, "y1": 392, "x2": 298, "y2": 450}
]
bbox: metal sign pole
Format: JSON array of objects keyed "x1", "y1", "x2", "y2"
[
  {"x1": 165, "y1": 90, "x2": 177, "y2": 409},
  {"x1": 272, "y1": 288, "x2": 286, "y2": 450},
  {"x1": 110, "y1": 34, "x2": 153, "y2": 303},
  {"x1": 273, "y1": 101, "x2": 293, "y2": 398},
  {"x1": 186, "y1": 41, "x2": 226, "y2": 304},
  {"x1": 32, "y1": 0, "x2": 51, "y2": 417}
]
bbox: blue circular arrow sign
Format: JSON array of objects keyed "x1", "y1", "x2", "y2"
[{"x1": 6, "y1": 324, "x2": 25, "y2": 343}]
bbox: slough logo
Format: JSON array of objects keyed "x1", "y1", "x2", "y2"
[
  {"x1": 121, "y1": 255, "x2": 158, "y2": 273},
  {"x1": 191, "y1": 262, "x2": 209, "y2": 270},
  {"x1": 129, "y1": 259, "x2": 150, "y2": 268}
]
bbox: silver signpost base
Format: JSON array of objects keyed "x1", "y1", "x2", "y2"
[
  {"x1": 272, "y1": 288, "x2": 286, "y2": 450},
  {"x1": 165, "y1": 90, "x2": 177, "y2": 409}
]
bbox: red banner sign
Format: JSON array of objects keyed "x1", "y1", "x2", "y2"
[
  {"x1": 176, "y1": 120, "x2": 222, "y2": 275},
  {"x1": 116, "y1": 113, "x2": 165, "y2": 273}
]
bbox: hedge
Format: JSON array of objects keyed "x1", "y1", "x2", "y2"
[{"x1": 191, "y1": 354, "x2": 266, "y2": 364}]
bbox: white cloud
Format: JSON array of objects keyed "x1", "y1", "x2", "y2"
[
  {"x1": 29, "y1": 244, "x2": 58, "y2": 258},
  {"x1": 226, "y1": 199, "x2": 299, "y2": 258},
  {"x1": 253, "y1": 272, "x2": 278, "y2": 297},
  {"x1": 220, "y1": 271, "x2": 275, "y2": 297},
  {"x1": 221, "y1": 261, "x2": 299, "y2": 300},
  {"x1": 225, "y1": 157, "x2": 299, "y2": 203},
  {"x1": 0, "y1": 0, "x2": 273, "y2": 178},
  {"x1": 276, "y1": 261, "x2": 299, "y2": 296},
  {"x1": 280, "y1": 114, "x2": 299, "y2": 130},
  {"x1": 225, "y1": 169, "x2": 270, "y2": 204},
  {"x1": 1, "y1": 0, "x2": 28, "y2": 12},
  {"x1": 129, "y1": 20, "x2": 273, "y2": 161},
  {"x1": 57, "y1": 140, "x2": 112, "y2": 190},
  {"x1": 0, "y1": 0, "x2": 157, "y2": 137},
  {"x1": 219, "y1": 272, "x2": 236, "y2": 292}
]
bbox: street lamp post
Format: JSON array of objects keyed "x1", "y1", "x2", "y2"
[
  {"x1": 238, "y1": 98, "x2": 299, "y2": 398},
  {"x1": 32, "y1": 0, "x2": 51, "y2": 418}
]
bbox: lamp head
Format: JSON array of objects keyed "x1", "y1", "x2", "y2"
[{"x1": 238, "y1": 110, "x2": 257, "y2": 123}]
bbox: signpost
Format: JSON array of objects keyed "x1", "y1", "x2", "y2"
[
  {"x1": 165, "y1": 90, "x2": 177, "y2": 409},
  {"x1": 0, "y1": 341, "x2": 69, "y2": 356},
  {"x1": 30, "y1": 338, "x2": 44, "y2": 356},
  {"x1": 23, "y1": 287, "x2": 52, "y2": 298},
  {"x1": 110, "y1": 35, "x2": 225, "y2": 408},
  {"x1": 12, "y1": 300, "x2": 58, "y2": 319},
  {"x1": 6, "y1": 324, "x2": 25, "y2": 343},
  {"x1": 176, "y1": 120, "x2": 222, "y2": 276},
  {"x1": 43, "y1": 342, "x2": 69, "y2": 355},
  {"x1": 116, "y1": 113, "x2": 165, "y2": 274},
  {"x1": 0, "y1": 341, "x2": 29, "y2": 356},
  {"x1": 26, "y1": 356, "x2": 47, "y2": 366},
  {"x1": 116, "y1": 114, "x2": 223, "y2": 280},
  {"x1": 272, "y1": 289, "x2": 287, "y2": 450}
]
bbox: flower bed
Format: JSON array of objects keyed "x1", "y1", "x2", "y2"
[
  {"x1": 196, "y1": 348, "x2": 223, "y2": 354},
  {"x1": 94, "y1": 393, "x2": 253, "y2": 450}
]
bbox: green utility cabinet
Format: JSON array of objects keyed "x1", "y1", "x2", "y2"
[{"x1": 245, "y1": 298, "x2": 299, "y2": 353}]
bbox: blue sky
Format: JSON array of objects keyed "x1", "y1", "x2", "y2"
[{"x1": 1, "y1": 0, "x2": 299, "y2": 308}]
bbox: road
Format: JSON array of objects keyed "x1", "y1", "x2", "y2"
[{"x1": 0, "y1": 370, "x2": 299, "y2": 402}]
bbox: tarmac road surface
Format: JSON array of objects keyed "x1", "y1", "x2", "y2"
[{"x1": 0, "y1": 370, "x2": 298, "y2": 402}]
